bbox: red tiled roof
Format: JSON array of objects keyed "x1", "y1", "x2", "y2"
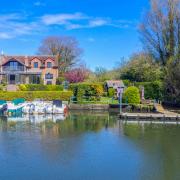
[{"x1": 0, "y1": 55, "x2": 57, "y2": 66}]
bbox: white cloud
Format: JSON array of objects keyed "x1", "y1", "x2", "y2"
[
  {"x1": 0, "y1": 32, "x2": 12, "y2": 39},
  {"x1": 0, "y1": 13, "x2": 40, "y2": 39},
  {"x1": 88, "y1": 19, "x2": 108, "y2": 27},
  {"x1": 42, "y1": 13, "x2": 87, "y2": 25},
  {"x1": 41, "y1": 13, "x2": 134, "y2": 30},
  {"x1": 0, "y1": 12, "x2": 135, "y2": 39}
]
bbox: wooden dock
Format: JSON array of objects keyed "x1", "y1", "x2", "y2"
[{"x1": 119, "y1": 113, "x2": 180, "y2": 121}]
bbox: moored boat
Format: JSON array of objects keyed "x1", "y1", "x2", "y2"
[{"x1": 22, "y1": 100, "x2": 67, "y2": 114}]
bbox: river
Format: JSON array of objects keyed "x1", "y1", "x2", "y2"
[{"x1": 0, "y1": 111, "x2": 180, "y2": 180}]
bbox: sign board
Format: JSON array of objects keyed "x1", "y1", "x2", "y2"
[{"x1": 117, "y1": 87, "x2": 124, "y2": 97}]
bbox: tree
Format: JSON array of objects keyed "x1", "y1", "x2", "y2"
[
  {"x1": 120, "y1": 52, "x2": 162, "y2": 82},
  {"x1": 64, "y1": 66, "x2": 89, "y2": 83},
  {"x1": 139, "y1": 0, "x2": 180, "y2": 66},
  {"x1": 38, "y1": 36, "x2": 83, "y2": 73},
  {"x1": 93, "y1": 67, "x2": 109, "y2": 82},
  {"x1": 165, "y1": 57, "x2": 180, "y2": 103},
  {"x1": 140, "y1": 0, "x2": 180, "y2": 104}
]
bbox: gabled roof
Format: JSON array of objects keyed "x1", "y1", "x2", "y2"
[
  {"x1": 0, "y1": 55, "x2": 57, "y2": 66},
  {"x1": 106, "y1": 80, "x2": 125, "y2": 88}
]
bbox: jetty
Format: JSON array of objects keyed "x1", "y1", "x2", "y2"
[
  {"x1": 119, "y1": 113, "x2": 180, "y2": 121},
  {"x1": 119, "y1": 103, "x2": 180, "y2": 121}
]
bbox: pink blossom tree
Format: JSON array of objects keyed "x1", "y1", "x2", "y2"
[{"x1": 64, "y1": 66, "x2": 89, "y2": 83}]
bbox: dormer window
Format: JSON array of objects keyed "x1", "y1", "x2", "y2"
[
  {"x1": 34, "y1": 62, "x2": 38, "y2": 68},
  {"x1": 47, "y1": 62, "x2": 52, "y2": 68}
]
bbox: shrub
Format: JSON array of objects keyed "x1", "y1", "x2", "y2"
[
  {"x1": 123, "y1": 86, "x2": 140, "y2": 104},
  {"x1": 69, "y1": 83, "x2": 104, "y2": 102},
  {"x1": 90, "y1": 83, "x2": 104, "y2": 97},
  {"x1": 0, "y1": 91, "x2": 73, "y2": 101},
  {"x1": 18, "y1": 84, "x2": 27, "y2": 91},
  {"x1": 134, "y1": 81, "x2": 163, "y2": 100},
  {"x1": 108, "y1": 88, "x2": 115, "y2": 98},
  {"x1": 19, "y1": 84, "x2": 64, "y2": 91}
]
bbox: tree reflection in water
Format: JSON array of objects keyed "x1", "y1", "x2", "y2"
[{"x1": 0, "y1": 112, "x2": 180, "y2": 180}]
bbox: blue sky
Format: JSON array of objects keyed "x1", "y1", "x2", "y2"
[{"x1": 0, "y1": 0, "x2": 149, "y2": 70}]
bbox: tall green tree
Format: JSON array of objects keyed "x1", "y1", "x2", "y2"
[{"x1": 120, "y1": 53, "x2": 162, "y2": 82}]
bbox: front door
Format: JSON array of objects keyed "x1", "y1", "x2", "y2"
[{"x1": 9, "y1": 74, "x2": 16, "y2": 84}]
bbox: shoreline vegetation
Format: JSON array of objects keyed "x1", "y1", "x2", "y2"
[{"x1": 0, "y1": 83, "x2": 157, "y2": 113}]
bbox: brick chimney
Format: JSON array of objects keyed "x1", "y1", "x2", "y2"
[{"x1": 24, "y1": 55, "x2": 29, "y2": 66}]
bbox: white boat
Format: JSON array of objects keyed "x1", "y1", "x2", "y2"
[
  {"x1": 0, "y1": 100, "x2": 7, "y2": 115},
  {"x1": 22, "y1": 100, "x2": 67, "y2": 114},
  {"x1": 7, "y1": 98, "x2": 26, "y2": 114}
]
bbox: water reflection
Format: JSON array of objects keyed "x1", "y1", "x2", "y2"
[
  {"x1": 0, "y1": 111, "x2": 180, "y2": 180},
  {"x1": 0, "y1": 111, "x2": 117, "y2": 137}
]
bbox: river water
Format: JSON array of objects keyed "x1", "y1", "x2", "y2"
[{"x1": 0, "y1": 111, "x2": 180, "y2": 180}]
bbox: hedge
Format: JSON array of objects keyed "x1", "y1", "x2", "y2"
[
  {"x1": 122, "y1": 80, "x2": 164, "y2": 100},
  {"x1": 69, "y1": 83, "x2": 104, "y2": 101},
  {"x1": 19, "y1": 84, "x2": 64, "y2": 91},
  {"x1": 0, "y1": 91, "x2": 73, "y2": 101},
  {"x1": 134, "y1": 81, "x2": 164, "y2": 100}
]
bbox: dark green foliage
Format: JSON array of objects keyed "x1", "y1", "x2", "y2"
[
  {"x1": 122, "y1": 80, "x2": 131, "y2": 87},
  {"x1": 134, "y1": 81, "x2": 164, "y2": 100},
  {"x1": 19, "y1": 84, "x2": 64, "y2": 91},
  {"x1": 0, "y1": 91, "x2": 73, "y2": 101},
  {"x1": 120, "y1": 53, "x2": 162, "y2": 82},
  {"x1": 123, "y1": 86, "x2": 140, "y2": 104},
  {"x1": 56, "y1": 77, "x2": 65, "y2": 85},
  {"x1": 164, "y1": 58, "x2": 180, "y2": 104}
]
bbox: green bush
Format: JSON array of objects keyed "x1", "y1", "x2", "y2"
[
  {"x1": 19, "y1": 84, "x2": 64, "y2": 91},
  {"x1": 134, "y1": 81, "x2": 163, "y2": 100},
  {"x1": 0, "y1": 85, "x2": 5, "y2": 91},
  {"x1": 69, "y1": 83, "x2": 104, "y2": 101},
  {"x1": 0, "y1": 91, "x2": 73, "y2": 101},
  {"x1": 108, "y1": 88, "x2": 115, "y2": 97},
  {"x1": 18, "y1": 84, "x2": 27, "y2": 91},
  {"x1": 56, "y1": 77, "x2": 65, "y2": 85},
  {"x1": 123, "y1": 86, "x2": 140, "y2": 104}
]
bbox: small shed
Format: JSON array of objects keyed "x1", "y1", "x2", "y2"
[{"x1": 105, "y1": 80, "x2": 125, "y2": 91}]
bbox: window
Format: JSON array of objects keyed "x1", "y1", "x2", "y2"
[
  {"x1": 45, "y1": 73, "x2": 53, "y2": 79},
  {"x1": 47, "y1": 62, "x2": 52, "y2": 68},
  {"x1": 4, "y1": 61, "x2": 24, "y2": 71},
  {"x1": 29, "y1": 75, "x2": 41, "y2": 84},
  {"x1": 34, "y1": 62, "x2": 38, "y2": 68}
]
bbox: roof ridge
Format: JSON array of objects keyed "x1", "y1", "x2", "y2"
[{"x1": 4, "y1": 55, "x2": 55, "y2": 57}]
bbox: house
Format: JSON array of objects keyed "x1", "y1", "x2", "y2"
[
  {"x1": 0, "y1": 55, "x2": 59, "y2": 85},
  {"x1": 105, "y1": 80, "x2": 125, "y2": 91}
]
